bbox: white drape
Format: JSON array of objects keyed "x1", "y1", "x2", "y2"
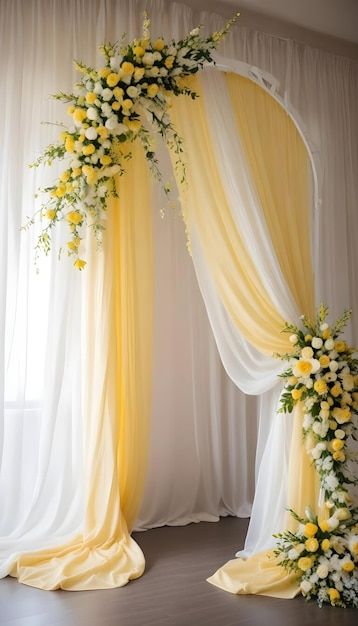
[{"x1": 1, "y1": 0, "x2": 357, "y2": 561}]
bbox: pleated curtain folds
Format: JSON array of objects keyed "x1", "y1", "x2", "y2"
[
  {"x1": 170, "y1": 72, "x2": 317, "y2": 597},
  {"x1": 6, "y1": 145, "x2": 153, "y2": 590}
]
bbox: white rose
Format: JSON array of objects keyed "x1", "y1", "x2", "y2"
[
  {"x1": 85, "y1": 80, "x2": 94, "y2": 91},
  {"x1": 304, "y1": 378, "x2": 313, "y2": 389},
  {"x1": 87, "y1": 107, "x2": 98, "y2": 120},
  {"x1": 300, "y1": 580, "x2": 312, "y2": 594},
  {"x1": 105, "y1": 117, "x2": 118, "y2": 130},
  {"x1": 102, "y1": 88, "x2": 114, "y2": 101},
  {"x1": 190, "y1": 27, "x2": 200, "y2": 36},
  {"x1": 334, "y1": 429, "x2": 345, "y2": 439},
  {"x1": 90, "y1": 155, "x2": 98, "y2": 164},
  {"x1": 159, "y1": 67, "x2": 168, "y2": 76},
  {"x1": 317, "y1": 563, "x2": 329, "y2": 579},
  {"x1": 302, "y1": 346, "x2": 314, "y2": 359},
  {"x1": 320, "y1": 323, "x2": 329, "y2": 331},
  {"x1": 93, "y1": 82, "x2": 103, "y2": 95},
  {"x1": 324, "y1": 372, "x2": 337, "y2": 382},
  {"x1": 342, "y1": 374, "x2": 354, "y2": 391},
  {"x1": 325, "y1": 339, "x2": 335, "y2": 351},
  {"x1": 312, "y1": 337, "x2": 323, "y2": 349},
  {"x1": 116, "y1": 123, "x2": 128, "y2": 135},
  {"x1": 329, "y1": 350, "x2": 338, "y2": 359},
  {"x1": 325, "y1": 474, "x2": 339, "y2": 490},
  {"x1": 148, "y1": 66, "x2": 160, "y2": 77},
  {"x1": 127, "y1": 86, "x2": 139, "y2": 98},
  {"x1": 288, "y1": 548, "x2": 300, "y2": 560},
  {"x1": 329, "y1": 361, "x2": 339, "y2": 372},
  {"x1": 71, "y1": 159, "x2": 81, "y2": 168},
  {"x1": 85, "y1": 127, "x2": 98, "y2": 140},
  {"x1": 142, "y1": 52, "x2": 155, "y2": 66},
  {"x1": 289, "y1": 334, "x2": 298, "y2": 345},
  {"x1": 311, "y1": 359, "x2": 321, "y2": 374},
  {"x1": 153, "y1": 51, "x2": 162, "y2": 61}
]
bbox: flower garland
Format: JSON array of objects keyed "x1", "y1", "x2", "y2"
[
  {"x1": 24, "y1": 13, "x2": 239, "y2": 269},
  {"x1": 274, "y1": 305, "x2": 358, "y2": 607}
]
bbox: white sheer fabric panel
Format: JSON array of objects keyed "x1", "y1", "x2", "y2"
[{"x1": 0, "y1": 0, "x2": 357, "y2": 558}]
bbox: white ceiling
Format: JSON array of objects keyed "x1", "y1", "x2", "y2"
[{"x1": 214, "y1": 0, "x2": 358, "y2": 43}]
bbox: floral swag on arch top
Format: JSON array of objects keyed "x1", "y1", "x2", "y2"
[{"x1": 23, "y1": 13, "x2": 358, "y2": 608}]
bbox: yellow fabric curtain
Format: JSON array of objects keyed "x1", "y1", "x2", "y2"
[
  {"x1": 171, "y1": 73, "x2": 317, "y2": 598},
  {"x1": 10, "y1": 144, "x2": 153, "y2": 590},
  {"x1": 170, "y1": 75, "x2": 307, "y2": 356},
  {"x1": 226, "y1": 73, "x2": 315, "y2": 319}
]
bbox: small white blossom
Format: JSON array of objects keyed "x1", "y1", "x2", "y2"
[{"x1": 102, "y1": 88, "x2": 114, "y2": 101}]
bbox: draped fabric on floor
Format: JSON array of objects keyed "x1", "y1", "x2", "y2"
[
  {"x1": 1, "y1": 0, "x2": 357, "y2": 593},
  {"x1": 170, "y1": 72, "x2": 317, "y2": 596}
]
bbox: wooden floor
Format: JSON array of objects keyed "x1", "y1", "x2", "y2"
[{"x1": 1, "y1": 517, "x2": 357, "y2": 625}]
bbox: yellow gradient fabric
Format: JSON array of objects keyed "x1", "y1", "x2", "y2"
[
  {"x1": 170, "y1": 76, "x2": 291, "y2": 355},
  {"x1": 171, "y1": 73, "x2": 316, "y2": 598},
  {"x1": 226, "y1": 73, "x2": 315, "y2": 319},
  {"x1": 9, "y1": 144, "x2": 153, "y2": 590},
  {"x1": 207, "y1": 403, "x2": 318, "y2": 596}
]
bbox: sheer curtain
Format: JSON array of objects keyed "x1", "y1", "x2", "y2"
[{"x1": 1, "y1": 0, "x2": 357, "y2": 563}]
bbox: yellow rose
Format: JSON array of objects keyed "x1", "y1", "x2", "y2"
[
  {"x1": 328, "y1": 588, "x2": 340, "y2": 604},
  {"x1": 112, "y1": 101, "x2": 121, "y2": 111},
  {"x1": 153, "y1": 38, "x2": 165, "y2": 51},
  {"x1": 66, "y1": 211, "x2": 83, "y2": 225},
  {"x1": 342, "y1": 560, "x2": 355, "y2": 573},
  {"x1": 298, "y1": 556, "x2": 314, "y2": 571},
  {"x1": 288, "y1": 376, "x2": 297, "y2": 386},
  {"x1": 74, "y1": 258, "x2": 86, "y2": 270},
  {"x1": 330, "y1": 383, "x2": 342, "y2": 398},
  {"x1": 97, "y1": 126, "x2": 109, "y2": 140},
  {"x1": 99, "y1": 67, "x2": 111, "y2": 78},
  {"x1": 55, "y1": 184, "x2": 66, "y2": 197},
  {"x1": 331, "y1": 438, "x2": 344, "y2": 451},
  {"x1": 319, "y1": 519, "x2": 330, "y2": 532},
  {"x1": 78, "y1": 134, "x2": 85, "y2": 143},
  {"x1": 295, "y1": 360, "x2": 313, "y2": 377},
  {"x1": 335, "y1": 508, "x2": 351, "y2": 521},
  {"x1": 305, "y1": 538, "x2": 319, "y2": 552},
  {"x1": 303, "y1": 523, "x2": 318, "y2": 538},
  {"x1": 319, "y1": 355, "x2": 330, "y2": 368},
  {"x1": 335, "y1": 341, "x2": 346, "y2": 353},
  {"x1": 67, "y1": 105, "x2": 75, "y2": 116},
  {"x1": 165, "y1": 55, "x2": 174, "y2": 69},
  {"x1": 133, "y1": 45, "x2": 145, "y2": 57},
  {"x1": 147, "y1": 83, "x2": 159, "y2": 98},
  {"x1": 328, "y1": 419, "x2": 337, "y2": 430},
  {"x1": 107, "y1": 72, "x2": 120, "y2": 87},
  {"x1": 127, "y1": 119, "x2": 141, "y2": 133},
  {"x1": 113, "y1": 87, "x2": 124, "y2": 101},
  {"x1": 100, "y1": 155, "x2": 112, "y2": 166},
  {"x1": 85, "y1": 92, "x2": 97, "y2": 104},
  {"x1": 65, "y1": 136, "x2": 75, "y2": 152},
  {"x1": 122, "y1": 98, "x2": 133, "y2": 110},
  {"x1": 45, "y1": 209, "x2": 56, "y2": 220},
  {"x1": 121, "y1": 61, "x2": 134, "y2": 75},
  {"x1": 73, "y1": 108, "x2": 87, "y2": 123},
  {"x1": 321, "y1": 539, "x2": 331, "y2": 551},
  {"x1": 291, "y1": 388, "x2": 303, "y2": 401},
  {"x1": 333, "y1": 450, "x2": 345, "y2": 462},
  {"x1": 71, "y1": 167, "x2": 82, "y2": 177},
  {"x1": 332, "y1": 406, "x2": 351, "y2": 424},
  {"x1": 314, "y1": 379, "x2": 328, "y2": 395},
  {"x1": 59, "y1": 170, "x2": 70, "y2": 182},
  {"x1": 304, "y1": 334, "x2": 313, "y2": 342},
  {"x1": 322, "y1": 328, "x2": 331, "y2": 339},
  {"x1": 134, "y1": 67, "x2": 145, "y2": 81},
  {"x1": 67, "y1": 238, "x2": 80, "y2": 251},
  {"x1": 82, "y1": 144, "x2": 95, "y2": 155}
]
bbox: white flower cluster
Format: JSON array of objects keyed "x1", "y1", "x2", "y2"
[
  {"x1": 276, "y1": 307, "x2": 358, "y2": 607},
  {"x1": 29, "y1": 12, "x2": 240, "y2": 267}
]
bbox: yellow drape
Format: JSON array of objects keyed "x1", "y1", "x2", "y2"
[
  {"x1": 226, "y1": 73, "x2": 314, "y2": 319},
  {"x1": 171, "y1": 73, "x2": 316, "y2": 598},
  {"x1": 170, "y1": 76, "x2": 292, "y2": 356},
  {"x1": 10, "y1": 144, "x2": 152, "y2": 590}
]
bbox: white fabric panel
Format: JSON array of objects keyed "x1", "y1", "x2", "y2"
[{"x1": 0, "y1": 0, "x2": 357, "y2": 563}]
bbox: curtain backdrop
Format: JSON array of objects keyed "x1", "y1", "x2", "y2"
[{"x1": 0, "y1": 0, "x2": 357, "y2": 583}]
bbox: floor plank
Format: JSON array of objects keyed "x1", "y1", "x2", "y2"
[{"x1": 0, "y1": 517, "x2": 357, "y2": 625}]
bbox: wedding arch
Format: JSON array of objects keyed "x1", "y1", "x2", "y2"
[{"x1": 0, "y1": 3, "x2": 357, "y2": 609}]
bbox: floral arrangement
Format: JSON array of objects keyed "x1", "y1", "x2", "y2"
[
  {"x1": 25, "y1": 13, "x2": 239, "y2": 269},
  {"x1": 274, "y1": 305, "x2": 358, "y2": 607}
]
